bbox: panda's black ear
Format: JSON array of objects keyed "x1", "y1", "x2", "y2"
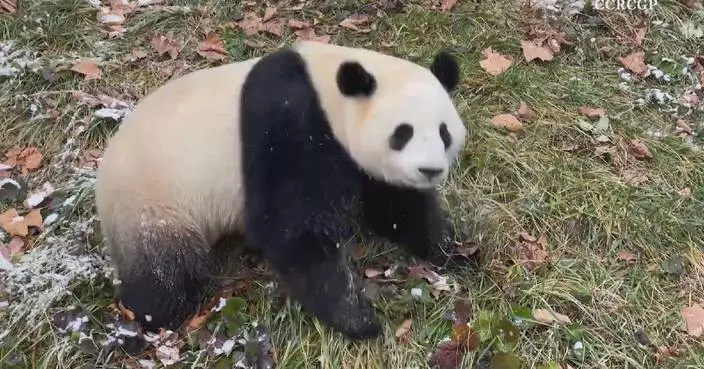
[
  {"x1": 336, "y1": 61, "x2": 376, "y2": 97},
  {"x1": 430, "y1": 50, "x2": 460, "y2": 92}
]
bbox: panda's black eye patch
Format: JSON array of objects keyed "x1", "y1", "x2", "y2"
[
  {"x1": 389, "y1": 123, "x2": 414, "y2": 151},
  {"x1": 439, "y1": 122, "x2": 452, "y2": 150}
]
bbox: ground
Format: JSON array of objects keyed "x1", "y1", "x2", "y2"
[{"x1": 1, "y1": 0, "x2": 704, "y2": 368}]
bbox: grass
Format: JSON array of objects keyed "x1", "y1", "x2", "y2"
[{"x1": 1, "y1": 0, "x2": 704, "y2": 368}]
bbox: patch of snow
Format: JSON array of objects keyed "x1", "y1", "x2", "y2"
[
  {"x1": 156, "y1": 345, "x2": 181, "y2": 366},
  {"x1": 211, "y1": 297, "x2": 227, "y2": 312},
  {"x1": 411, "y1": 287, "x2": 423, "y2": 298},
  {"x1": 43, "y1": 213, "x2": 59, "y2": 226},
  {"x1": 25, "y1": 182, "x2": 55, "y2": 209},
  {"x1": 138, "y1": 360, "x2": 157, "y2": 369}
]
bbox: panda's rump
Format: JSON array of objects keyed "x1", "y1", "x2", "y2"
[{"x1": 96, "y1": 60, "x2": 260, "y2": 246}]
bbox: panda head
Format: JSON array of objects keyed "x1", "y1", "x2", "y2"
[{"x1": 334, "y1": 51, "x2": 466, "y2": 189}]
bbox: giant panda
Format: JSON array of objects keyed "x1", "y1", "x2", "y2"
[{"x1": 95, "y1": 40, "x2": 468, "y2": 340}]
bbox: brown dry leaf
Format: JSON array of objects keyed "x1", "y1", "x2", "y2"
[
  {"x1": 339, "y1": 14, "x2": 371, "y2": 32},
  {"x1": 619, "y1": 51, "x2": 648, "y2": 76},
  {"x1": 150, "y1": 33, "x2": 180, "y2": 60},
  {"x1": 235, "y1": 13, "x2": 264, "y2": 35},
  {"x1": 79, "y1": 149, "x2": 103, "y2": 169},
  {"x1": 364, "y1": 268, "x2": 383, "y2": 278},
  {"x1": 243, "y1": 39, "x2": 266, "y2": 49},
  {"x1": 0, "y1": 208, "x2": 42, "y2": 237},
  {"x1": 196, "y1": 31, "x2": 228, "y2": 61},
  {"x1": 654, "y1": 346, "x2": 686, "y2": 364},
  {"x1": 675, "y1": 118, "x2": 693, "y2": 136},
  {"x1": 260, "y1": 21, "x2": 283, "y2": 36},
  {"x1": 677, "y1": 187, "x2": 692, "y2": 197},
  {"x1": 479, "y1": 48, "x2": 513, "y2": 76},
  {"x1": 628, "y1": 139, "x2": 652, "y2": 160},
  {"x1": 682, "y1": 304, "x2": 704, "y2": 337},
  {"x1": 635, "y1": 26, "x2": 647, "y2": 46},
  {"x1": 287, "y1": 19, "x2": 310, "y2": 30},
  {"x1": 6, "y1": 237, "x2": 24, "y2": 257},
  {"x1": 521, "y1": 40, "x2": 554, "y2": 62},
  {"x1": 294, "y1": 28, "x2": 331, "y2": 44},
  {"x1": 70, "y1": 59, "x2": 102, "y2": 80},
  {"x1": 533, "y1": 308, "x2": 571, "y2": 324},
  {"x1": 616, "y1": 249, "x2": 637, "y2": 262},
  {"x1": 678, "y1": 90, "x2": 701, "y2": 108},
  {"x1": 440, "y1": 0, "x2": 458, "y2": 11},
  {"x1": 514, "y1": 233, "x2": 549, "y2": 270},
  {"x1": 517, "y1": 101, "x2": 536, "y2": 122},
  {"x1": 262, "y1": 6, "x2": 277, "y2": 22},
  {"x1": 118, "y1": 301, "x2": 136, "y2": 321},
  {"x1": 394, "y1": 318, "x2": 412, "y2": 339},
  {"x1": 621, "y1": 169, "x2": 649, "y2": 186},
  {"x1": 126, "y1": 48, "x2": 147, "y2": 62},
  {"x1": 452, "y1": 324, "x2": 481, "y2": 351},
  {"x1": 694, "y1": 56, "x2": 704, "y2": 84},
  {"x1": 5, "y1": 147, "x2": 43, "y2": 174},
  {"x1": 188, "y1": 310, "x2": 212, "y2": 329},
  {"x1": 579, "y1": 106, "x2": 606, "y2": 118},
  {"x1": 1, "y1": 0, "x2": 16, "y2": 13},
  {"x1": 491, "y1": 114, "x2": 522, "y2": 132}
]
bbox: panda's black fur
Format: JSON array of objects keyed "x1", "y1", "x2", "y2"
[{"x1": 99, "y1": 44, "x2": 465, "y2": 341}]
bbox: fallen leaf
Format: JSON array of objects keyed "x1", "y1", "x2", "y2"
[
  {"x1": 4, "y1": 147, "x2": 43, "y2": 174},
  {"x1": 452, "y1": 324, "x2": 480, "y2": 351},
  {"x1": 678, "y1": 90, "x2": 700, "y2": 108},
  {"x1": 578, "y1": 106, "x2": 606, "y2": 118},
  {"x1": 6, "y1": 237, "x2": 24, "y2": 257},
  {"x1": 243, "y1": 39, "x2": 266, "y2": 49},
  {"x1": 99, "y1": 7, "x2": 126, "y2": 26},
  {"x1": 621, "y1": 169, "x2": 649, "y2": 186},
  {"x1": 287, "y1": 19, "x2": 310, "y2": 29},
  {"x1": 407, "y1": 264, "x2": 451, "y2": 296},
  {"x1": 619, "y1": 51, "x2": 648, "y2": 76},
  {"x1": 616, "y1": 249, "x2": 637, "y2": 262},
  {"x1": 440, "y1": 0, "x2": 458, "y2": 10},
  {"x1": 188, "y1": 310, "x2": 212, "y2": 329},
  {"x1": 427, "y1": 341, "x2": 463, "y2": 369},
  {"x1": 479, "y1": 48, "x2": 513, "y2": 76},
  {"x1": 654, "y1": 345, "x2": 687, "y2": 363},
  {"x1": 235, "y1": 13, "x2": 264, "y2": 35},
  {"x1": 513, "y1": 233, "x2": 548, "y2": 270},
  {"x1": 0, "y1": 208, "x2": 42, "y2": 237},
  {"x1": 150, "y1": 33, "x2": 180, "y2": 59},
  {"x1": 635, "y1": 26, "x2": 647, "y2": 46},
  {"x1": 196, "y1": 31, "x2": 228, "y2": 61},
  {"x1": 490, "y1": 352, "x2": 521, "y2": 369},
  {"x1": 1, "y1": 0, "x2": 16, "y2": 13},
  {"x1": 521, "y1": 40, "x2": 554, "y2": 62},
  {"x1": 395, "y1": 318, "x2": 412, "y2": 339},
  {"x1": 118, "y1": 301, "x2": 136, "y2": 321},
  {"x1": 260, "y1": 20, "x2": 283, "y2": 36},
  {"x1": 262, "y1": 6, "x2": 277, "y2": 22},
  {"x1": 126, "y1": 48, "x2": 147, "y2": 62},
  {"x1": 517, "y1": 101, "x2": 536, "y2": 122},
  {"x1": 364, "y1": 268, "x2": 383, "y2": 278},
  {"x1": 491, "y1": 114, "x2": 522, "y2": 132},
  {"x1": 677, "y1": 187, "x2": 692, "y2": 197},
  {"x1": 294, "y1": 28, "x2": 331, "y2": 44},
  {"x1": 675, "y1": 118, "x2": 693, "y2": 136},
  {"x1": 70, "y1": 59, "x2": 102, "y2": 80},
  {"x1": 339, "y1": 14, "x2": 371, "y2": 32},
  {"x1": 533, "y1": 308, "x2": 571, "y2": 324},
  {"x1": 79, "y1": 149, "x2": 103, "y2": 169},
  {"x1": 682, "y1": 304, "x2": 704, "y2": 337},
  {"x1": 628, "y1": 139, "x2": 652, "y2": 160}
]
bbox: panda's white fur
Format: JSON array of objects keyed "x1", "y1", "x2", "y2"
[{"x1": 95, "y1": 41, "x2": 467, "y2": 340}]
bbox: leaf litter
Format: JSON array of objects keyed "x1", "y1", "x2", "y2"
[{"x1": 479, "y1": 48, "x2": 513, "y2": 76}]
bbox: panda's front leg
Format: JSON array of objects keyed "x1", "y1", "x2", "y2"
[
  {"x1": 261, "y1": 234, "x2": 382, "y2": 340},
  {"x1": 361, "y1": 177, "x2": 467, "y2": 269}
]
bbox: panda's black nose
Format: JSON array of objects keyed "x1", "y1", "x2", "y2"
[{"x1": 418, "y1": 167, "x2": 443, "y2": 179}]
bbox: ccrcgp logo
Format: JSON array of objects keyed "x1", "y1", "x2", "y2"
[{"x1": 593, "y1": 0, "x2": 659, "y2": 10}]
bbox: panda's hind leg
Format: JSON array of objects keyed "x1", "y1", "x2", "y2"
[{"x1": 107, "y1": 206, "x2": 213, "y2": 332}]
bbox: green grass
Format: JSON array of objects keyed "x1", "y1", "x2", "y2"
[{"x1": 1, "y1": 0, "x2": 704, "y2": 368}]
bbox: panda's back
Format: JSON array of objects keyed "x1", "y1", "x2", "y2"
[{"x1": 96, "y1": 57, "x2": 261, "y2": 244}]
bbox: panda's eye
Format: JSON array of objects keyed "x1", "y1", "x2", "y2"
[
  {"x1": 439, "y1": 122, "x2": 452, "y2": 150},
  {"x1": 389, "y1": 123, "x2": 413, "y2": 151}
]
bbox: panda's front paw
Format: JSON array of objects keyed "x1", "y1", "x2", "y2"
[{"x1": 427, "y1": 226, "x2": 477, "y2": 271}]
